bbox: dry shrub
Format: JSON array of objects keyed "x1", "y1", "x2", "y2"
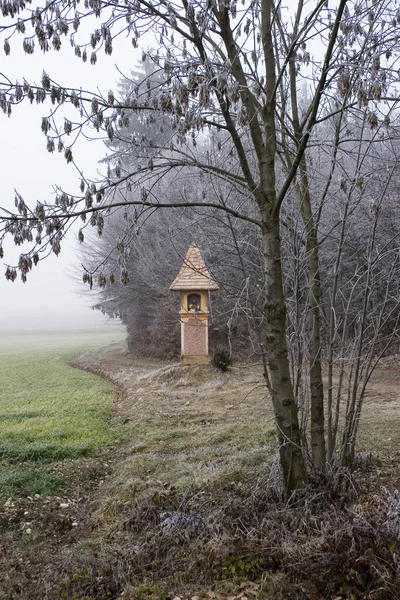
[
  {"x1": 126, "y1": 296, "x2": 180, "y2": 359},
  {"x1": 48, "y1": 469, "x2": 399, "y2": 598},
  {"x1": 2, "y1": 465, "x2": 400, "y2": 599},
  {"x1": 211, "y1": 346, "x2": 232, "y2": 371}
]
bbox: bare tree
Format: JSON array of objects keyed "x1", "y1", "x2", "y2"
[
  {"x1": 1, "y1": 0, "x2": 399, "y2": 495},
  {"x1": 282, "y1": 107, "x2": 400, "y2": 468}
]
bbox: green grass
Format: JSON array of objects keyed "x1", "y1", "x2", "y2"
[
  {"x1": 0, "y1": 328, "x2": 124, "y2": 496},
  {"x1": 0, "y1": 463, "x2": 64, "y2": 496}
]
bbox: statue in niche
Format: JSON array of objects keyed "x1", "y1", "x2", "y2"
[{"x1": 188, "y1": 293, "x2": 201, "y2": 312}]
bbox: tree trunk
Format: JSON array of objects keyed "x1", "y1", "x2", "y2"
[
  {"x1": 288, "y1": 38, "x2": 326, "y2": 468},
  {"x1": 298, "y1": 162, "x2": 326, "y2": 468},
  {"x1": 263, "y1": 214, "x2": 308, "y2": 495}
]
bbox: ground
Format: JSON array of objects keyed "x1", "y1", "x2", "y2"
[{"x1": 1, "y1": 340, "x2": 400, "y2": 599}]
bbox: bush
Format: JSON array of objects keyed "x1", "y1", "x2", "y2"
[{"x1": 212, "y1": 346, "x2": 232, "y2": 371}]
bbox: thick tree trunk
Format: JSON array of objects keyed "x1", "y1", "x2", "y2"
[{"x1": 263, "y1": 215, "x2": 308, "y2": 495}]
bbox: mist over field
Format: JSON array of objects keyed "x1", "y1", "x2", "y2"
[
  {"x1": 0, "y1": 247, "x2": 119, "y2": 333},
  {"x1": 0, "y1": 312, "x2": 117, "y2": 333},
  {"x1": 0, "y1": 301, "x2": 114, "y2": 333},
  {"x1": 0, "y1": 298, "x2": 114, "y2": 333}
]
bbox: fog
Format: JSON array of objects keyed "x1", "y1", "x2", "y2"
[{"x1": 0, "y1": 32, "x2": 138, "y2": 333}]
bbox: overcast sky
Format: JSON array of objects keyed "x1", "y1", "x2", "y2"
[{"x1": 0, "y1": 28, "x2": 139, "y2": 332}]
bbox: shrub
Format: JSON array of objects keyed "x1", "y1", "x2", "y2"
[{"x1": 212, "y1": 346, "x2": 232, "y2": 371}]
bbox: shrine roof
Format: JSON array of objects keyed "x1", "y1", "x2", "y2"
[{"x1": 169, "y1": 242, "x2": 219, "y2": 291}]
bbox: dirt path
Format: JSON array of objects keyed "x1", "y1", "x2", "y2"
[{"x1": 74, "y1": 341, "x2": 400, "y2": 456}]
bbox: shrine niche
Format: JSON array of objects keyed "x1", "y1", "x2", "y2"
[
  {"x1": 170, "y1": 242, "x2": 219, "y2": 365},
  {"x1": 188, "y1": 294, "x2": 201, "y2": 312}
]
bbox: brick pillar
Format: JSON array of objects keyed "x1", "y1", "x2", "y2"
[{"x1": 181, "y1": 313, "x2": 209, "y2": 365}]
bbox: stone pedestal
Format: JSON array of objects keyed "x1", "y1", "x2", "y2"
[{"x1": 181, "y1": 316, "x2": 209, "y2": 364}]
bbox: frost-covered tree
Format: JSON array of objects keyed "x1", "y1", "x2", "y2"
[
  {"x1": 79, "y1": 66, "x2": 264, "y2": 357},
  {"x1": 1, "y1": 0, "x2": 400, "y2": 494}
]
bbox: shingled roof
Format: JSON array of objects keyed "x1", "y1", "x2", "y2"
[{"x1": 169, "y1": 242, "x2": 219, "y2": 291}]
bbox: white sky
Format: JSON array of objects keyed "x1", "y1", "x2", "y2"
[{"x1": 0, "y1": 29, "x2": 138, "y2": 332}]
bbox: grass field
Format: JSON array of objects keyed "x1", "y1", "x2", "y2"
[{"x1": 0, "y1": 328, "x2": 125, "y2": 497}]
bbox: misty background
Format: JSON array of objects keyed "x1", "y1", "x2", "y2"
[{"x1": 0, "y1": 33, "x2": 139, "y2": 332}]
